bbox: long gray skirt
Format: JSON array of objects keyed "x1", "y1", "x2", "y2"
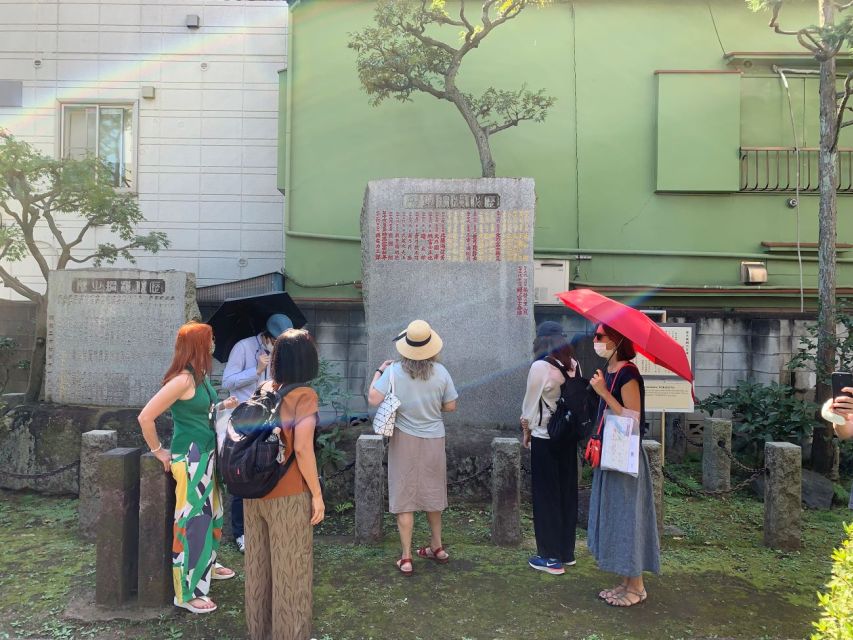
[
  {"x1": 587, "y1": 447, "x2": 661, "y2": 576},
  {"x1": 387, "y1": 429, "x2": 448, "y2": 514}
]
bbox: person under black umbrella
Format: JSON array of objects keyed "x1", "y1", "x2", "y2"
[{"x1": 221, "y1": 313, "x2": 293, "y2": 553}]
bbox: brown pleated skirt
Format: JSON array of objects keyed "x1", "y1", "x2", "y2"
[{"x1": 387, "y1": 429, "x2": 448, "y2": 514}]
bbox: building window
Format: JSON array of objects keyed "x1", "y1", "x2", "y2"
[{"x1": 61, "y1": 104, "x2": 134, "y2": 190}]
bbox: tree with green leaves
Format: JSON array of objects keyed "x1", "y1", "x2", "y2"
[
  {"x1": 748, "y1": 0, "x2": 853, "y2": 475},
  {"x1": 348, "y1": 0, "x2": 555, "y2": 178},
  {"x1": 0, "y1": 129, "x2": 169, "y2": 401}
]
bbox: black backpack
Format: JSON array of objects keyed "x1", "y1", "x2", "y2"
[
  {"x1": 218, "y1": 383, "x2": 309, "y2": 499},
  {"x1": 541, "y1": 357, "x2": 598, "y2": 445}
]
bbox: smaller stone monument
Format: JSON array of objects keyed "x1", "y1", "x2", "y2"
[
  {"x1": 763, "y1": 442, "x2": 802, "y2": 551},
  {"x1": 355, "y1": 435, "x2": 384, "y2": 544},
  {"x1": 45, "y1": 268, "x2": 199, "y2": 407},
  {"x1": 79, "y1": 429, "x2": 118, "y2": 541},
  {"x1": 137, "y1": 452, "x2": 176, "y2": 608},
  {"x1": 491, "y1": 437, "x2": 521, "y2": 546},
  {"x1": 96, "y1": 447, "x2": 142, "y2": 607},
  {"x1": 702, "y1": 418, "x2": 732, "y2": 492}
]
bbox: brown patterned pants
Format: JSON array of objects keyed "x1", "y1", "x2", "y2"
[{"x1": 244, "y1": 491, "x2": 313, "y2": 640}]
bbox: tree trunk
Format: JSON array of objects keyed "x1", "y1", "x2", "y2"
[
  {"x1": 25, "y1": 295, "x2": 46, "y2": 403},
  {"x1": 812, "y1": 0, "x2": 839, "y2": 476},
  {"x1": 447, "y1": 90, "x2": 496, "y2": 178}
]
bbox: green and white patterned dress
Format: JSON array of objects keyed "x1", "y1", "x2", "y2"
[{"x1": 169, "y1": 376, "x2": 223, "y2": 603}]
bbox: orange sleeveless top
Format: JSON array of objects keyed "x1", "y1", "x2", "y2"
[{"x1": 263, "y1": 386, "x2": 319, "y2": 500}]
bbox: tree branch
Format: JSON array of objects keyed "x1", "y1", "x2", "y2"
[
  {"x1": 409, "y1": 76, "x2": 448, "y2": 100},
  {"x1": 769, "y1": 3, "x2": 825, "y2": 54},
  {"x1": 833, "y1": 72, "x2": 853, "y2": 149},
  {"x1": 66, "y1": 253, "x2": 99, "y2": 265},
  {"x1": 840, "y1": 119, "x2": 853, "y2": 127},
  {"x1": 2, "y1": 201, "x2": 52, "y2": 280},
  {"x1": 41, "y1": 202, "x2": 69, "y2": 252},
  {"x1": 65, "y1": 238, "x2": 148, "y2": 265},
  {"x1": 0, "y1": 262, "x2": 40, "y2": 301},
  {"x1": 486, "y1": 119, "x2": 520, "y2": 135},
  {"x1": 0, "y1": 200, "x2": 24, "y2": 229},
  {"x1": 459, "y1": 0, "x2": 475, "y2": 34},
  {"x1": 66, "y1": 220, "x2": 93, "y2": 250},
  {"x1": 399, "y1": 24, "x2": 458, "y2": 56},
  {"x1": 835, "y1": 1, "x2": 853, "y2": 10}
]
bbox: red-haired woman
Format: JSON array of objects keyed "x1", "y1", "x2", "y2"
[{"x1": 138, "y1": 321, "x2": 239, "y2": 614}]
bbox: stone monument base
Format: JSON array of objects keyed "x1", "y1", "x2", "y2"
[{"x1": 65, "y1": 590, "x2": 172, "y2": 622}]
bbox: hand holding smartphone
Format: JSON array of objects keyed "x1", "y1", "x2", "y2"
[{"x1": 831, "y1": 371, "x2": 853, "y2": 400}]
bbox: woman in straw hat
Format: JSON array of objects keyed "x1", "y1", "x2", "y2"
[{"x1": 368, "y1": 320, "x2": 459, "y2": 576}]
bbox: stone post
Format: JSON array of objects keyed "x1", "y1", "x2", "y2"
[
  {"x1": 491, "y1": 437, "x2": 521, "y2": 546},
  {"x1": 665, "y1": 414, "x2": 687, "y2": 464},
  {"x1": 96, "y1": 447, "x2": 142, "y2": 607},
  {"x1": 763, "y1": 442, "x2": 802, "y2": 551},
  {"x1": 702, "y1": 418, "x2": 732, "y2": 492},
  {"x1": 354, "y1": 435, "x2": 384, "y2": 544},
  {"x1": 79, "y1": 429, "x2": 118, "y2": 542},
  {"x1": 642, "y1": 440, "x2": 663, "y2": 538},
  {"x1": 137, "y1": 453, "x2": 176, "y2": 608}
]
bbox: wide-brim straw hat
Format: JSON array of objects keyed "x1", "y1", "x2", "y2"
[{"x1": 393, "y1": 320, "x2": 443, "y2": 361}]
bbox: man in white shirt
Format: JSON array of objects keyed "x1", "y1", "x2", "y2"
[{"x1": 221, "y1": 313, "x2": 293, "y2": 551}]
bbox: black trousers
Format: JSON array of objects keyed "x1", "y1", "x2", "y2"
[
  {"x1": 531, "y1": 436, "x2": 578, "y2": 563},
  {"x1": 232, "y1": 495, "x2": 244, "y2": 538}
]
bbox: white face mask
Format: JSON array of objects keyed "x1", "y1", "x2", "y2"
[{"x1": 593, "y1": 342, "x2": 615, "y2": 359}]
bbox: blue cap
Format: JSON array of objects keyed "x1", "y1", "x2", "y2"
[
  {"x1": 266, "y1": 313, "x2": 293, "y2": 337},
  {"x1": 536, "y1": 321, "x2": 566, "y2": 338}
]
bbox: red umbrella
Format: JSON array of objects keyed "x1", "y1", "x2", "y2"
[{"x1": 557, "y1": 289, "x2": 694, "y2": 383}]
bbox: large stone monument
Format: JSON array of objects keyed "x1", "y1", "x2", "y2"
[
  {"x1": 361, "y1": 178, "x2": 536, "y2": 427},
  {"x1": 45, "y1": 268, "x2": 198, "y2": 407}
]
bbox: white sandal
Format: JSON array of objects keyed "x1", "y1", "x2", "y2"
[
  {"x1": 211, "y1": 562, "x2": 235, "y2": 580},
  {"x1": 174, "y1": 595, "x2": 217, "y2": 614}
]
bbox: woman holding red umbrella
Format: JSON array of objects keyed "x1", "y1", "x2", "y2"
[{"x1": 587, "y1": 323, "x2": 660, "y2": 607}]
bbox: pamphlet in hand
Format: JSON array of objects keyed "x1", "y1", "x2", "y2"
[{"x1": 600, "y1": 410, "x2": 640, "y2": 477}]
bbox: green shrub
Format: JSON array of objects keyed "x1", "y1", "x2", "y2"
[
  {"x1": 697, "y1": 381, "x2": 817, "y2": 458},
  {"x1": 311, "y1": 359, "x2": 352, "y2": 476},
  {"x1": 811, "y1": 521, "x2": 853, "y2": 640}
]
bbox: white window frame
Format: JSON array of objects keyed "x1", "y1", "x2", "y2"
[{"x1": 58, "y1": 100, "x2": 139, "y2": 194}]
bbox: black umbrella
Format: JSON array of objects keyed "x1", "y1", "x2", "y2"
[{"x1": 208, "y1": 292, "x2": 307, "y2": 363}]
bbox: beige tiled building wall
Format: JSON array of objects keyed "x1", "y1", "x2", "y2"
[{"x1": 0, "y1": 0, "x2": 289, "y2": 299}]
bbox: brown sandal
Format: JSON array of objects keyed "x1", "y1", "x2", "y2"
[
  {"x1": 604, "y1": 588, "x2": 647, "y2": 607},
  {"x1": 396, "y1": 557, "x2": 413, "y2": 576},
  {"x1": 598, "y1": 584, "x2": 627, "y2": 600},
  {"x1": 417, "y1": 545, "x2": 449, "y2": 564}
]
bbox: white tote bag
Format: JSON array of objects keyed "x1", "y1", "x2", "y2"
[
  {"x1": 214, "y1": 407, "x2": 233, "y2": 455},
  {"x1": 600, "y1": 410, "x2": 640, "y2": 477},
  {"x1": 372, "y1": 366, "x2": 401, "y2": 437}
]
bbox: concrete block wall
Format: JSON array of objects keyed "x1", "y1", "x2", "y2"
[
  {"x1": 298, "y1": 301, "x2": 368, "y2": 420},
  {"x1": 672, "y1": 316, "x2": 815, "y2": 401}
]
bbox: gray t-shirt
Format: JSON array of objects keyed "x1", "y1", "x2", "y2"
[{"x1": 372, "y1": 362, "x2": 458, "y2": 438}]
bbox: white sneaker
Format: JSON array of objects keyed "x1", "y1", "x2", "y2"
[{"x1": 236, "y1": 535, "x2": 245, "y2": 553}]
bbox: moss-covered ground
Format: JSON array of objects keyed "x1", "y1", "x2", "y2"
[{"x1": 0, "y1": 463, "x2": 850, "y2": 640}]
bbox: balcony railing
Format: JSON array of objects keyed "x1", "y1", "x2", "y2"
[{"x1": 739, "y1": 147, "x2": 853, "y2": 193}]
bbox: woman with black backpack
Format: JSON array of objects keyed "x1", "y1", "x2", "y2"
[
  {"x1": 242, "y1": 328, "x2": 324, "y2": 640},
  {"x1": 520, "y1": 321, "x2": 583, "y2": 575}
]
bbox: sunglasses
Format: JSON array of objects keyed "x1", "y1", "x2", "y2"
[{"x1": 593, "y1": 332, "x2": 608, "y2": 341}]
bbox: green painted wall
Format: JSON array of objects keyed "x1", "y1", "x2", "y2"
[{"x1": 282, "y1": 0, "x2": 853, "y2": 308}]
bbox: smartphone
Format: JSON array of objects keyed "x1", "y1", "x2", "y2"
[{"x1": 831, "y1": 371, "x2": 853, "y2": 399}]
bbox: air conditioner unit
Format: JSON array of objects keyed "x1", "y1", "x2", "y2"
[{"x1": 533, "y1": 259, "x2": 569, "y2": 305}]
